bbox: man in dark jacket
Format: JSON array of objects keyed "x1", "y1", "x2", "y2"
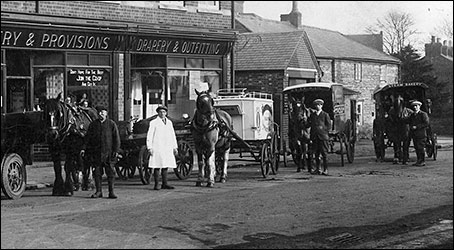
[
  {"x1": 81, "y1": 106, "x2": 121, "y2": 198},
  {"x1": 409, "y1": 100, "x2": 429, "y2": 166},
  {"x1": 308, "y1": 99, "x2": 331, "y2": 175}
]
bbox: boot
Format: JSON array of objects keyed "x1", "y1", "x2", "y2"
[
  {"x1": 312, "y1": 158, "x2": 321, "y2": 175},
  {"x1": 91, "y1": 175, "x2": 103, "y2": 198},
  {"x1": 161, "y1": 169, "x2": 174, "y2": 189},
  {"x1": 108, "y1": 177, "x2": 117, "y2": 199},
  {"x1": 321, "y1": 157, "x2": 328, "y2": 175},
  {"x1": 153, "y1": 170, "x2": 160, "y2": 190}
]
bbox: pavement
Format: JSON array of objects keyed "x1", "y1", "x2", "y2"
[{"x1": 23, "y1": 136, "x2": 453, "y2": 191}]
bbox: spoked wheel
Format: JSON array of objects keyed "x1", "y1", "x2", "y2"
[
  {"x1": 344, "y1": 119, "x2": 355, "y2": 163},
  {"x1": 339, "y1": 134, "x2": 345, "y2": 167},
  {"x1": 174, "y1": 140, "x2": 194, "y2": 180},
  {"x1": 215, "y1": 152, "x2": 224, "y2": 177},
  {"x1": 138, "y1": 146, "x2": 152, "y2": 185},
  {"x1": 260, "y1": 140, "x2": 273, "y2": 178},
  {"x1": 115, "y1": 155, "x2": 136, "y2": 180},
  {"x1": 282, "y1": 139, "x2": 288, "y2": 168},
  {"x1": 1, "y1": 153, "x2": 27, "y2": 200},
  {"x1": 270, "y1": 132, "x2": 280, "y2": 174},
  {"x1": 432, "y1": 133, "x2": 438, "y2": 161}
]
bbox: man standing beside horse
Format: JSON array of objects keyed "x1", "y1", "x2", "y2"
[
  {"x1": 409, "y1": 100, "x2": 430, "y2": 166},
  {"x1": 308, "y1": 99, "x2": 331, "y2": 175},
  {"x1": 81, "y1": 105, "x2": 121, "y2": 199}
]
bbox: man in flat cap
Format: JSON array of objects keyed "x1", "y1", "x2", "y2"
[
  {"x1": 308, "y1": 99, "x2": 331, "y2": 175},
  {"x1": 146, "y1": 105, "x2": 178, "y2": 190},
  {"x1": 82, "y1": 105, "x2": 121, "y2": 198},
  {"x1": 409, "y1": 100, "x2": 429, "y2": 166}
]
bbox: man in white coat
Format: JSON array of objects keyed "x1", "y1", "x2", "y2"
[{"x1": 146, "y1": 105, "x2": 179, "y2": 190}]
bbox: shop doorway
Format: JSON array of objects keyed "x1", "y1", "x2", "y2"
[
  {"x1": 142, "y1": 72, "x2": 165, "y2": 119},
  {"x1": 6, "y1": 79, "x2": 31, "y2": 113}
]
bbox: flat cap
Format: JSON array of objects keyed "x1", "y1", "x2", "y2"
[
  {"x1": 156, "y1": 105, "x2": 168, "y2": 112},
  {"x1": 411, "y1": 100, "x2": 422, "y2": 106},
  {"x1": 95, "y1": 105, "x2": 108, "y2": 112},
  {"x1": 313, "y1": 99, "x2": 324, "y2": 105}
]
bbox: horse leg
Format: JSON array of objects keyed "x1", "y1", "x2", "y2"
[
  {"x1": 392, "y1": 139, "x2": 400, "y2": 164},
  {"x1": 196, "y1": 152, "x2": 205, "y2": 187},
  {"x1": 206, "y1": 150, "x2": 216, "y2": 187},
  {"x1": 63, "y1": 155, "x2": 75, "y2": 196},
  {"x1": 220, "y1": 148, "x2": 230, "y2": 183},
  {"x1": 50, "y1": 148, "x2": 65, "y2": 196},
  {"x1": 402, "y1": 137, "x2": 410, "y2": 165}
]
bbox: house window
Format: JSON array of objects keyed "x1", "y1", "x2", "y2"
[
  {"x1": 354, "y1": 63, "x2": 362, "y2": 81},
  {"x1": 380, "y1": 64, "x2": 387, "y2": 83},
  {"x1": 198, "y1": 1, "x2": 219, "y2": 10},
  {"x1": 160, "y1": 1, "x2": 184, "y2": 7}
]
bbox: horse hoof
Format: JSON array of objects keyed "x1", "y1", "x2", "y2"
[
  {"x1": 195, "y1": 182, "x2": 202, "y2": 187},
  {"x1": 220, "y1": 178, "x2": 226, "y2": 183},
  {"x1": 206, "y1": 183, "x2": 214, "y2": 188}
]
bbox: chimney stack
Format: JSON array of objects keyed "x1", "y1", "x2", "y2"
[{"x1": 280, "y1": 1, "x2": 302, "y2": 29}]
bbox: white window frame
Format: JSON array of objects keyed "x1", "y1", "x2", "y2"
[
  {"x1": 159, "y1": 1, "x2": 186, "y2": 10},
  {"x1": 379, "y1": 64, "x2": 387, "y2": 83},
  {"x1": 354, "y1": 62, "x2": 362, "y2": 81},
  {"x1": 199, "y1": 1, "x2": 219, "y2": 9}
]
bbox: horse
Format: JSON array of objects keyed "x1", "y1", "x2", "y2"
[
  {"x1": 288, "y1": 96, "x2": 312, "y2": 172},
  {"x1": 42, "y1": 94, "x2": 98, "y2": 196},
  {"x1": 191, "y1": 89, "x2": 233, "y2": 187},
  {"x1": 386, "y1": 94, "x2": 413, "y2": 165}
]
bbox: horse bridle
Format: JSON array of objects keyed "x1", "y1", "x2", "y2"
[{"x1": 47, "y1": 102, "x2": 75, "y2": 142}]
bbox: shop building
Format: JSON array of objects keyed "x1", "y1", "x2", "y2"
[{"x1": 1, "y1": 1, "x2": 236, "y2": 160}]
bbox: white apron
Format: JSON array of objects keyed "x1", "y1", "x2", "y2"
[{"x1": 146, "y1": 118, "x2": 178, "y2": 169}]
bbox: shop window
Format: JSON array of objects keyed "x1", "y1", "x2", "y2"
[
  {"x1": 204, "y1": 59, "x2": 220, "y2": 69},
  {"x1": 132, "y1": 54, "x2": 166, "y2": 68},
  {"x1": 6, "y1": 50, "x2": 30, "y2": 76},
  {"x1": 168, "y1": 57, "x2": 185, "y2": 68},
  {"x1": 33, "y1": 68, "x2": 65, "y2": 110},
  {"x1": 33, "y1": 51, "x2": 64, "y2": 66},
  {"x1": 68, "y1": 54, "x2": 89, "y2": 65},
  {"x1": 67, "y1": 68, "x2": 111, "y2": 109},
  {"x1": 187, "y1": 58, "x2": 203, "y2": 68},
  {"x1": 90, "y1": 54, "x2": 111, "y2": 66}
]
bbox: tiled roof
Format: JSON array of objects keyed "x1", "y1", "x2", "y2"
[
  {"x1": 236, "y1": 13, "x2": 400, "y2": 64},
  {"x1": 234, "y1": 31, "x2": 318, "y2": 71}
]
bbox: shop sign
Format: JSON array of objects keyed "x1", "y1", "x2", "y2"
[
  {"x1": 128, "y1": 35, "x2": 231, "y2": 55},
  {"x1": 68, "y1": 69, "x2": 106, "y2": 87},
  {"x1": 1, "y1": 27, "x2": 124, "y2": 51},
  {"x1": 2, "y1": 26, "x2": 232, "y2": 55}
]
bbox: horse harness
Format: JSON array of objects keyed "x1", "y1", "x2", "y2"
[{"x1": 191, "y1": 108, "x2": 230, "y2": 138}]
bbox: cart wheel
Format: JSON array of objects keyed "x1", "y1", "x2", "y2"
[
  {"x1": 345, "y1": 140, "x2": 355, "y2": 163},
  {"x1": 174, "y1": 140, "x2": 194, "y2": 180},
  {"x1": 339, "y1": 134, "x2": 345, "y2": 167},
  {"x1": 271, "y1": 132, "x2": 280, "y2": 174},
  {"x1": 1, "y1": 153, "x2": 26, "y2": 200},
  {"x1": 260, "y1": 140, "x2": 272, "y2": 178},
  {"x1": 282, "y1": 139, "x2": 288, "y2": 168},
  {"x1": 138, "y1": 146, "x2": 152, "y2": 185},
  {"x1": 215, "y1": 153, "x2": 224, "y2": 177},
  {"x1": 115, "y1": 156, "x2": 136, "y2": 180},
  {"x1": 432, "y1": 133, "x2": 438, "y2": 161}
]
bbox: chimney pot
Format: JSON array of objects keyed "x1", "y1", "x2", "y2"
[
  {"x1": 437, "y1": 38, "x2": 441, "y2": 43},
  {"x1": 431, "y1": 36, "x2": 435, "y2": 43},
  {"x1": 443, "y1": 40, "x2": 447, "y2": 46},
  {"x1": 449, "y1": 40, "x2": 452, "y2": 47}
]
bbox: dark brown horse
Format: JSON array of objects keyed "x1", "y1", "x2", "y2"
[
  {"x1": 191, "y1": 89, "x2": 232, "y2": 187},
  {"x1": 42, "y1": 94, "x2": 98, "y2": 196},
  {"x1": 387, "y1": 94, "x2": 413, "y2": 165},
  {"x1": 288, "y1": 96, "x2": 312, "y2": 172}
]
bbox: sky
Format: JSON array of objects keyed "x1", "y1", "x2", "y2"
[{"x1": 243, "y1": 1, "x2": 453, "y2": 53}]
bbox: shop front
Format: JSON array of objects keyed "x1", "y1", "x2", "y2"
[{"x1": 1, "y1": 16, "x2": 235, "y2": 122}]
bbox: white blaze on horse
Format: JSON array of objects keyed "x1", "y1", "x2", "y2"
[{"x1": 191, "y1": 89, "x2": 232, "y2": 188}]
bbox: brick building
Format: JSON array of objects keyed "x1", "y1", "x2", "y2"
[
  {"x1": 423, "y1": 36, "x2": 453, "y2": 115},
  {"x1": 1, "y1": 1, "x2": 236, "y2": 160},
  {"x1": 234, "y1": 1, "x2": 401, "y2": 138}
]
